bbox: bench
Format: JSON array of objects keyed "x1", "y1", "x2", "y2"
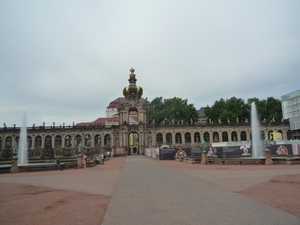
[
  {"x1": 18, "y1": 162, "x2": 76, "y2": 172},
  {"x1": 207, "y1": 158, "x2": 264, "y2": 165}
]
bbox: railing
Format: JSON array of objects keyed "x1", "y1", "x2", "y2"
[{"x1": 0, "y1": 120, "x2": 291, "y2": 132}]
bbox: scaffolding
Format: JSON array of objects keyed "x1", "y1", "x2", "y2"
[{"x1": 281, "y1": 89, "x2": 300, "y2": 130}]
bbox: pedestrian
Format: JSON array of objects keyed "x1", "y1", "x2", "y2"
[
  {"x1": 55, "y1": 157, "x2": 63, "y2": 171},
  {"x1": 82, "y1": 152, "x2": 87, "y2": 169},
  {"x1": 101, "y1": 153, "x2": 104, "y2": 164}
]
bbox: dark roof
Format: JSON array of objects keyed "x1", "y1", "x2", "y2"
[{"x1": 197, "y1": 107, "x2": 207, "y2": 118}]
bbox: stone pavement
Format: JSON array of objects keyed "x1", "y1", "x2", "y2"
[
  {"x1": 1, "y1": 155, "x2": 300, "y2": 225},
  {"x1": 102, "y1": 155, "x2": 300, "y2": 225}
]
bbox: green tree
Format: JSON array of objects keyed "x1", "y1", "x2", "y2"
[
  {"x1": 204, "y1": 98, "x2": 226, "y2": 123},
  {"x1": 205, "y1": 97, "x2": 247, "y2": 123},
  {"x1": 148, "y1": 97, "x2": 165, "y2": 124},
  {"x1": 148, "y1": 97, "x2": 199, "y2": 124},
  {"x1": 264, "y1": 97, "x2": 282, "y2": 122},
  {"x1": 247, "y1": 97, "x2": 282, "y2": 123},
  {"x1": 205, "y1": 96, "x2": 283, "y2": 124}
]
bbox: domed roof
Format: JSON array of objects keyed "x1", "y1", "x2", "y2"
[{"x1": 122, "y1": 68, "x2": 143, "y2": 99}]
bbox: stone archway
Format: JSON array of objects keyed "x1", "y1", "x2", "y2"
[{"x1": 128, "y1": 132, "x2": 139, "y2": 155}]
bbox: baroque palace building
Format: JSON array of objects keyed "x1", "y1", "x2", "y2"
[{"x1": 0, "y1": 68, "x2": 292, "y2": 159}]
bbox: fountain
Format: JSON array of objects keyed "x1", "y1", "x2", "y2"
[
  {"x1": 251, "y1": 102, "x2": 264, "y2": 158},
  {"x1": 17, "y1": 114, "x2": 28, "y2": 165}
]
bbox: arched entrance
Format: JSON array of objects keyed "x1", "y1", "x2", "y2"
[{"x1": 128, "y1": 132, "x2": 139, "y2": 155}]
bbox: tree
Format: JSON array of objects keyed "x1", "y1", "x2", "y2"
[
  {"x1": 205, "y1": 96, "x2": 283, "y2": 124},
  {"x1": 247, "y1": 97, "x2": 282, "y2": 123},
  {"x1": 148, "y1": 97, "x2": 165, "y2": 124},
  {"x1": 205, "y1": 97, "x2": 247, "y2": 123},
  {"x1": 148, "y1": 97, "x2": 199, "y2": 124},
  {"x1": 264, "y1": 97, "x2": 282, "y2": 122}
]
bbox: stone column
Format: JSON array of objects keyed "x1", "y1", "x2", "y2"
[
  {"x1": 10, "y1": 157, "x2": 19, "y2": 173},
  {"x1": 265, "y1": 150, "x2": 273, "y2": 165},
  {"x1": 61, "y1": 135, "x2": 65, "y2": 148},
  {"x1": 52, "y1": 135, "x2": 55, "y2": 148},
  {"x1": 236, "y1": 130, "x2": 240, "y2": 142},
  {"x1": 181, "y1": 132, "x2": 185, "y2": 145},
  {"x1": 41, "y1": 134, "x2": 45, "y2": 149}
]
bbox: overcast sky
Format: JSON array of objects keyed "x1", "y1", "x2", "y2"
[{"x1": 1, "y1": 0, "x2": 299, "y2": 127}]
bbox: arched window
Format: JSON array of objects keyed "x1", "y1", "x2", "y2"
[
  {"x1": 75, "y1": 135, "x2": 82, "y2": 146},
  {"x1": 222, "y1": 132, "x2": 228, "y2": 142},
  {"x1": 156, "y1": 133, "x2": 163, "y2": 145},
  {"x1": 35, "y1": 136, "x2": 42, "y2": 147},
  {"x1": 55, "y1": 135, "x2": 62, "y2": 147},
  {"x1": 194, "y1": 132, "x2": 201, "y2": 143},
  {"x1": 175, "y1": 133, "x2": 182, "y2": 143},
  {"x1": 231, "y1": 131, "x2": 237, "y2": 142},
  {"x1": 27, "y1": 136, "x2": 32, "y2": 148},
  {"x1": 203, "y1": 132, "x2": 210, "y2": 142},
  {"x1": 45, "y1": 135, "x2": 52, "y2": 148},
  {"x1": 268, "y1": 130, "x2": 273, "y2": 140},
  {"x1": 166, "y1": 133, "x2": 172, "y2": 145},
  {"x1": 240, "y1": 131, "x2": 247, "y2": 141},
  {"x1": 185, "y1": 132, "x2": 191, "y2": 143},
  {"x1": 5, "y1": 136, "x2": 12, "y2": 148},
  {"x1": 84, "y1": 134, "x2": 92, "y2": 146},
  {"x1": 94, "y1": 134, "x2": 101, "y2": 146},
  {"x1": 104, "y1": 134, "x2": 111, "y2": 146},
  {"x1": 213, "y1": 132, "x2": 219, "y2": 142},
  {"x1": 65, "y1": 135, "x2": 72, "y2": 147}
]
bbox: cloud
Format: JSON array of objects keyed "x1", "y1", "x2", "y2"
[{"x1": 1, "y1": 0, "x2": 299, "y2": 126}]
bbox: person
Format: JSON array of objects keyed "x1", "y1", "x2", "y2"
[
  {"x1": 95, "y1": 156, "x2": 101, "y2": 164},
  {"x1": 101, "y1": 153, "x2": 104, "y2": 164},
  {"x1": 82, "y1": 152, "x2": 87, "y2": 169},
  {"x1": 55, "y1": 157, "x2": 63, "y2": 171}
]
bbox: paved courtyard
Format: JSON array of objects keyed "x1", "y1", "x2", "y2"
[{"x1": 0, "y1": 155, "x2": 299, "y2": 225}]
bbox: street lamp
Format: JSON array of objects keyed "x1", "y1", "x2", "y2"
[
  {"x1": 265, "y1": 136, "x2": 270, "y2": 151},
  {"x1": 12, "y1": 141, "x2": 18, "y2": 158},
  {"x1": 78, "y1": 142, "x2": 82, "y2": 155},
  {"x1": 202, "y1": 141, "x2": 206, "y2": 153},
  {"x1": 85, "y1": 135, "x2": 90, "y2": 146}
]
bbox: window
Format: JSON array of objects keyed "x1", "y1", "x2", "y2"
[{"x1": 156, "y1": 133, "x2": 163, "y2": 145}]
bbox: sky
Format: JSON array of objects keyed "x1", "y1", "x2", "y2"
[{"x1": 1, "y1": 0, "x2": 300, "y2": 127}]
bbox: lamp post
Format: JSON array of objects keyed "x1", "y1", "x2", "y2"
[
  {"x1": 78, "y1": 141, "x2": 82, "y2": 155},
  {"x1": 85, "y1": 135, "x2": 90, "y2": 147},
  {"x1": 202, "y1": 141, "x2": 206, "y2": 153},
  {"x1": 11, "y1": 141, "x2": 19, "y2": 173},
  {"x1": 201, "y1": 140, "x2": 208, "y2": 165},
  {"x1": 65, "y1": 135, "x2": 71, "y2": 148},
  {"x1": 265, "y1": 136, "x2": 270, "y2": 151},
  {"x1": 76, "y1": 141, "x2": 83, "y2": 168},
  {"x1": 265, "y1": 136, "x2": 273, "y2": 165},
  {"x1": 12, "y1": 141, "x2": 18, "y2": 158}
]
